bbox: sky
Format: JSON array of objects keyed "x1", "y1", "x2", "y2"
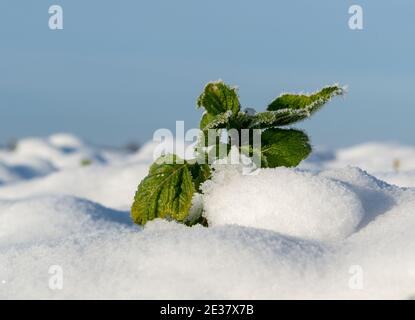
[{"x1": 0, "y1": 0, "x2": 414, "y2": 148}]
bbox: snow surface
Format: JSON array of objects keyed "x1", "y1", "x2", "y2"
[{"x1": 1, "y1": 134, "x2": 415, "y2": 299}]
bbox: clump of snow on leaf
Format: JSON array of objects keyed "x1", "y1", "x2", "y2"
[{"x1": 202, "y1": 166, "x2": 364, "y2": 241}]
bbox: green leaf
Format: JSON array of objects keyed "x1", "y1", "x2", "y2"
[
  {"x1": 268, "y1": 85, "x2": 343, "y2": 111},
  {"x1": 131, "y1": 154, "x2": 196, "y2": 225},
  {"x1": 200, "y1": 112, "x2": 215, "y2": 130},
  {"x1": 259, "y1": 128, "x2": 311, "y2": 168},
  {"x1": 206, "y1": 142, "x2": 231, "y2": 163},
  {"x1": 233, "y1": 110, "x2": 253, "y2": 128},
  {"x1": 248, "y1": 109, "x2": 306, "y2": 128},
  {"x1": 255, "y1": 85, "x2": 344, "y2": 127},
  {"x1": 198, "y1": 130, "x2": 221, "y2": 150},
  {"x1": 189, "y1": 162, "x2": 211, "y2": 191},
  {"x1": 199, "y1": 111, "x2": 233, "y2": 130},
  {"x1": 197, "y1": 81, "x2": 240, "y2": 115},
  {"x1": 198, "y1": 111, "x2": 233, "y2": 153}
]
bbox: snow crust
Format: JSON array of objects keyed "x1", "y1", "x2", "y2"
[{"x1": 1, "y1": 134, "x2": 415, "y2": 299}]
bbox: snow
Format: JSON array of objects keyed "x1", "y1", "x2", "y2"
[
  {"x1": 202, "y1": 166, "x2": 365, "y2": 241},
  {"x1": 1, "y1": 133, "x2": 415, "y2": 299}
]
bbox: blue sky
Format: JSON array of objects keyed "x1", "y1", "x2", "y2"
[{"x1": 0, "y1": 0, "x2": 414, "y2": 147}]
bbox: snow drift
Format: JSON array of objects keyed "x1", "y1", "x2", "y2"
[{"x1": 0, "y1": 134, "x2": 415, "y2": 299}]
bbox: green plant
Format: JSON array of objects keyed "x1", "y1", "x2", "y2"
[
  {"x1": 131, "y1": 80, "x2": 344, "y2": 226},
  {"x1": 80, "y1": 158, "x2": 92, "y2": 166}
]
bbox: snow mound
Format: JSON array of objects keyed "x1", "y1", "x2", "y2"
[
  {"x1": 48, "y1": 133, "x2": 84, "y2": 149},
  {"x1": 0, "y1": 219, "x2": 326, "y2": 299},
  {"x1": 376, "y1": 170, "x2": 415, "y2": 188},
  {"x1": 302, "y1": 142, "x2": 415, "y2": 185},
  {"x1": 202, "y1": 166, "x2": 365, "y2": 241},
  {"x1": 333, "y1": 142, "x2": 415, "y2": 172},
  {"x1": 0, "y1": 133, "x2": 106, "y2": 179},
  {"x1": 0, "y1": 162, "x2": 149, "y2": 210},
  {"x1": 0, "y1": 195, "x2": 133, "y2": 247},
  {"x1": 0, "y1": 158, "x2": 55, "y2": 185}
]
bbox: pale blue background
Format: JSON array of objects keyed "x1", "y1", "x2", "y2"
[{"x1": 0, "y1": 0, "x2": 414, "y2": 147}]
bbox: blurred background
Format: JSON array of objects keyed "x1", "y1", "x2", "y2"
[{"x1": 0, "y1": 0, "x2": 414, "y2": 148}]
